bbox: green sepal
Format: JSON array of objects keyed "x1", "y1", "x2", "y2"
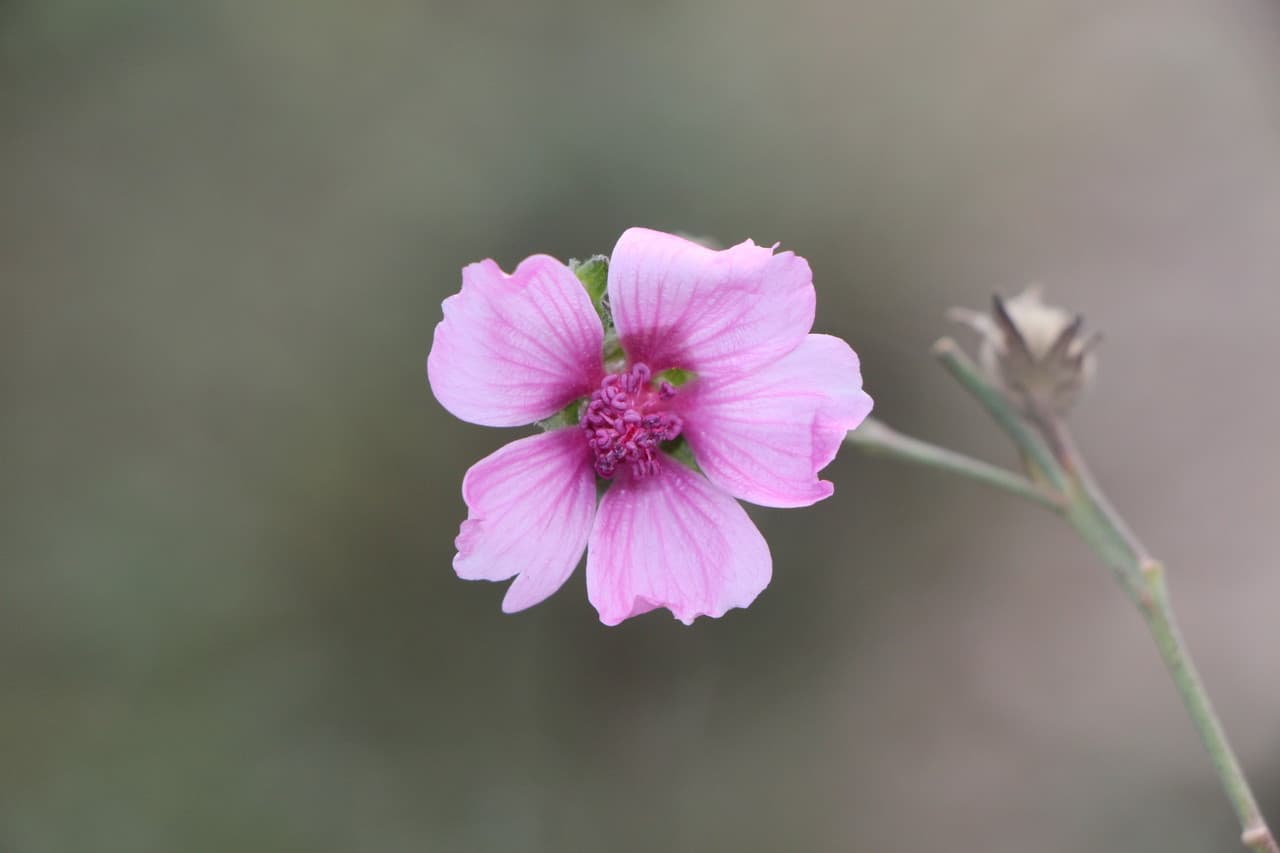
[
  {"x1": 661, "y1": 436, "x2": 702, "y2": 474},
  {"x1": 536, "y1": 398, "x2": 583, "y2": 432},
  {"x1": 569, "y1": 255, "x2": 610, "y2": 325},
  {"x1": 654, "y1": 367, "x2": 695, "y2": 388}
]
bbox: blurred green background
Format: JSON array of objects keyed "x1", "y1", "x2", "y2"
[{"x1": 4, "y1": 2, "x2": 1279, "y2": 851}]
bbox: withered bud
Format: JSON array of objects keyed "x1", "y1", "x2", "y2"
[{"x1": 948, "y1": 286, "x2": 1100, "y2": 415}]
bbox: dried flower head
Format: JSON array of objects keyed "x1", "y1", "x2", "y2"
[{"x1": 949, "y1": 286, "x2": 1100, "y2": 415}]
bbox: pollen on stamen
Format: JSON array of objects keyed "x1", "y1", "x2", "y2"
[{"x1": 581, "y1": 362, "x2": 683, "y2": 479}]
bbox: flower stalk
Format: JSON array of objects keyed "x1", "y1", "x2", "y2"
[
  {"x1": 846, "y1": 337, "x2": 1277, "y2": 853},
  {"x1": 843, "y1": 417, "x2": 1060, "y2": 510},
  {"x1": 931, "y1": 338, "x2": 1068, "y2": 494}
]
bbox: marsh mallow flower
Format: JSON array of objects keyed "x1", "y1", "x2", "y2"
[{"x1": 427, "y1": 228, "x2": 872, "y2": 625}]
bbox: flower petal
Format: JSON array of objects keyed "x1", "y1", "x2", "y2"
[
  {"x1": 586, "y1": 457, "x2": 772, "y2": 626},
  {"x1": 678, "y1": 334, "x2": 873, "y2": 508},
  {"x1": 606, "y1": 228, "x2": 815, "y2": 379},
  {"x1": 427, "y1": 256, "x2": 604, "y2": 427},
  {"x1": 454, "y1": 429, "x2": 597, "y2": 613}
]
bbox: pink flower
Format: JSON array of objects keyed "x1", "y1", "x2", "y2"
[{"x1": 427, "y1": 227, "x2": 873, "y2": 625}]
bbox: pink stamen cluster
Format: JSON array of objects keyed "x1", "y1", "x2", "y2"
[{"x1": 581, "y1": 363, "x2": 682, "y2": 479}]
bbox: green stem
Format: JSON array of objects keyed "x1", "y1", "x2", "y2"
[
  {"x1": 1031, "y1": 401, "x2": 1149, "y2": 564},
  {"x1": 1051, "y1": 420, "x2": 1278, "y2": 853},
  {"x1": 1141, "y1": 562, "x2": 1277, "y2": 853},
  {"x1": 1061, "y1": 495, "x2": 1145, "y2": 603},
  {"x1": 932, "y1": 338, "x2": 1069, "y2": 492},
  {"x1": 845, "y1": 418, "x2": 1061, "y2": 511},
  {"x1": 845, "y1": 403, "x2": 1276, "y2": 850}
]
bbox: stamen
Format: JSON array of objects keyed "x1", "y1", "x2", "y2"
[{"x1": 581, "y1": 362, "x2": 683, "y2": 479}]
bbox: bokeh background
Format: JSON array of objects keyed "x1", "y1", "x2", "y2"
[{"x1": 4, "y1": 2, "x2": 1279, "y2": 851}]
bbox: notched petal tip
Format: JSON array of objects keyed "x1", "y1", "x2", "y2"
[
  {"x1": 680, "y1": 334, "x2": 871, "y2": 509},
  {"x1": 427, "y1": 254, "x2": 604, "y2": 427},
  {"x1": 606, "y1": 228, "x2": 816, "y2": 381},
  {"x1": 453, "y1": 430, "x2": 597, "y2": 614},
  {"x1": 586, "y1": 458, "x2": 772, "y2": 626}
]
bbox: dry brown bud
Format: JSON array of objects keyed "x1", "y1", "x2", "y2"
[{"x1": 948, "y1": 286, "x2": 1100, "y2": 415}]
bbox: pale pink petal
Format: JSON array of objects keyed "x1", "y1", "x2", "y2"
[
  {"x1": 586, "y1": 457, "x2": 771, "y2": 626},
  {"x1": 454, "y1": 429, "x2": 597, "y2": 613},
  {"x1": 607, "y1": 228, "x2": 815, "y2": 379},
  {"x1": 677, "y1": 334, "x2": 873, "y2": 508},
  {"x1": 427, "y1": 256, "x2": 604, "y2": 427}
]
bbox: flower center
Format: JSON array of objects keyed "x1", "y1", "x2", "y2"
[{"x1": 581, "y1": 363, "x2": 682, "y2": 479}]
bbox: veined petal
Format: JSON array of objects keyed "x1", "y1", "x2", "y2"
[
  {"x1": 678, "y1": 334, "x2": 873, "y2": 508},
  {"x1": 428, "y1": 256, "x2": 604, "y2": 427},
  {"x1": 586, "y1": 457, "x2": 771, "y2": 626},
  {"x1": 454, "y1": 429, "x2": 596, "y2": 613},
  {"x1": 607, "y1": 228, "x2": 815, "y2": 380}
]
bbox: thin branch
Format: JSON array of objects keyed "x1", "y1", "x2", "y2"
[
  {"x1": 931, "y1": 338, "x2": 1069, "y2": 492},
  {"x1": 854, "y1": 402, "x2": 1277, "y2": 853},
  {"x1": 846, "y1": 418, "x2": 1062, "y2": 511}
]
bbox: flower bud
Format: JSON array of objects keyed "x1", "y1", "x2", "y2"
[{"x1": 949, "y1": 286, "x2": 1100, "y2": 414}]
